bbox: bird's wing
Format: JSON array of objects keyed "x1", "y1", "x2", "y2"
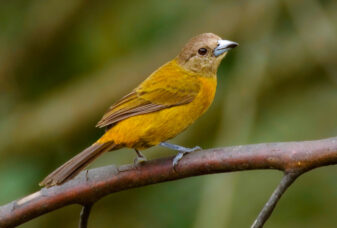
[{"x1": 96, "y1": 65, "x2": 200, "y2": 128}]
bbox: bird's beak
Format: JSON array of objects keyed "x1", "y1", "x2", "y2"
[{"x1": 214, "y1": 40, "x2": 239, "y2": 57}]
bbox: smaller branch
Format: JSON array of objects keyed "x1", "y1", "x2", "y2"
[
  {"x1": 251, "y1": 172, "x2": 301, "y2": 228},
  {"x1": 79, "y1": 203, "x2": 93, "y2": 228}
]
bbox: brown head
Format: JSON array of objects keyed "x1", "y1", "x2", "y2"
[{"x1": 176, "y1": 33, "x2": 238, "y2": 76}]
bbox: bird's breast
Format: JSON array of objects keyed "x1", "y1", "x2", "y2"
[
  {"x1": 99, "y1": 75, "x2": 217, "y2": 148},
  {"x1": 191, "y1": 76, "x2": 217, "y2": 114}
]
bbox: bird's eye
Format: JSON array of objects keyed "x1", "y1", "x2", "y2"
[{"x1": 198, "y1": 48, "x2": 208, "y2": 55}]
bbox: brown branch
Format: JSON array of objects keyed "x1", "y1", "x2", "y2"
[
  {"x1": 251, "y1": 172, "x2": 301, "y2": 228},
  {"x1": 79, "y1": 203, "x2": 93, "y2": 228},
  {"x1": 0, "y1": 137, "x2": 336, "y2": 227}
]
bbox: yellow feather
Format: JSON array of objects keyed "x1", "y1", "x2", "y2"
[{"x1": 98, "y1": 59, "x2": 217, "y2": 149}]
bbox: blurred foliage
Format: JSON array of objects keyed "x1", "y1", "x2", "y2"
[{"x1": 0, "y1": 0, "x2": 337, "y2": 227}]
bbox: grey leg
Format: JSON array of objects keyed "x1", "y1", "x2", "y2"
[
  {"x1": 134, "y1": 149, "x2": 147, "y2": 165},
  {"x1": 160, "y1": 142, "x2": 202, "y2": 167}
]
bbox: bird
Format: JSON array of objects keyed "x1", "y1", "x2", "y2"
[{"x1": 40, "y1": 33, "x2": 238, "y2": 187}]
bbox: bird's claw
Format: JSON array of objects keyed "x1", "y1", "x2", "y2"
[
  {"x1": 172, "y1": 146, "x2": 202, "y2": 169},
  {"x1": 134, "y1": 156, "x2": 147, "y2": 166},
  {"x1": 192, "y1": 146, "x2": 202, "y2": 151},
  {"x1": 172, "y1": 152, "x2": 184, "y2": 167}
]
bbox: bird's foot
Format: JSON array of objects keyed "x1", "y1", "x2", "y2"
[
  {"x1": 172, "y1": 146, "x2": 202, "y2": 167},
  {"x1": 134, "y1": 149, "x2": 147, "y2": 166},
  {"x1": 159, "y1": 142, "x2": 202, "y2": 169},
  {"x1": 134, "y1": 156, "x2": 147, "y2": 165}
]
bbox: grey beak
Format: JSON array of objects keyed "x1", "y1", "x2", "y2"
[{"x1": 214, "y1": 40, "x2": 239, "y2": 57}]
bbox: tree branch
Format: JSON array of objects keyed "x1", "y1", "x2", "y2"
[
  {"x1": 79, "y1": 203, "x2": 93, "y2": 228},
  {"x1": 0, "y1": 137, "x2": 336, "y2": 227},
  {"x1": 251, "y1": 171, "x2": 301, "y2": 228}
]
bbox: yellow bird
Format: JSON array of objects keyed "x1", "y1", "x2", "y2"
[{"x1": 40, "y1": 33, "x2": 238, "y2": 187}]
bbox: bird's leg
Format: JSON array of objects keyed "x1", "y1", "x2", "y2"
[
  {"x1": 134, "y1": 149, "x2": 147, "y2": 165},
  {"x1": 160, "y1": 142, "x2": 202, "y2": 167}
]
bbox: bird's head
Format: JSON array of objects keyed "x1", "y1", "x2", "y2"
[{"x1": 176, "y1": 33, "x2": 238, "y2": 76}]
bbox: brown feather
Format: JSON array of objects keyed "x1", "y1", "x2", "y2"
[{"x1": 40, "y1": 142, "x2": 115, "y2": 187}]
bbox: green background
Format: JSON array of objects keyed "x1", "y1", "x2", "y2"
[{"x1": 1, "y1": 0, "x2": 337, "y2": 227}]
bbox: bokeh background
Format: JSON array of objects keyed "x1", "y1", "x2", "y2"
[{"x1": 1, "y1": 0, "x2": 337, "y2": 227}]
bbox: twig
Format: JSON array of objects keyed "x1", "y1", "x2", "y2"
[
  {"x1": 0, "y1": 137, "x2": 336, "y2": 227},
  {"x1": 79, "y1": 203, "x2": 93, "y2": 228},
  {"x1": 251, "y1": 172, "x2": 301, "y2": 228}
]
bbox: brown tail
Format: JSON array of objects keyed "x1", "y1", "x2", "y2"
[{"x1": 40, "y1": 142, "x2": 116, "y2": 187}]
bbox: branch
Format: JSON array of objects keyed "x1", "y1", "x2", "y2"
[
  {"x1": 0, "y1": 137, "x2": 336, "y2": 227},
  {"x1": 251, "y1": 172, "x2": 300, "y2": 228},
  {"x1": 79, "y1": 203, "x2": 93, "y2": 228}
]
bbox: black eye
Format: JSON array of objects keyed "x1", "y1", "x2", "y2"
[{"x1": 198, "y1": 48, "x2": 208, "y2": 55}]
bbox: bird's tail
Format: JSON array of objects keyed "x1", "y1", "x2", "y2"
[{"x1": 40, "y1": 142, "x2": 116, "y2": 187}]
